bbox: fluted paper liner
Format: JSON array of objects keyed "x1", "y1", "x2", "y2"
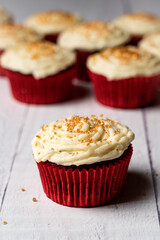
[
  {"x1": 4, "y1": 65, "x2": 76, "y2": 104},
  {"x1": 36, "y1": 145, "x2": 133, "y2": 207},
  {"x1": 88, "y1": 69, "x2": 159, "y2": 108}
]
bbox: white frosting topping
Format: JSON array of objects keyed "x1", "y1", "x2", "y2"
[
  {"x1": 32, "y1": 115, "x2": 134, "y2": 166},
  {"x1": 0, "y1": 23, "x2": 42, "y2": 50},
  {"x1": 139, "y1": 32, "x2": 160, "y2": 57},
  {"x1": 87, "y1": 46, "x2": 160, "y2": 80},
  {"x1": 114, "y1": 12, "x2": 160, "y2": 35},
  {"x1": 25, "y1": 10, "x2": 82, "y2": 35},
  {"x1": 58, "y1": 21, "x2": 130, "y2": 51},
  {"x1": 1, "y1": 41, "x2": 76, "y2": 79},
  {"x1": 0, "y1": 5, "x2": 13, "y2": 24}
]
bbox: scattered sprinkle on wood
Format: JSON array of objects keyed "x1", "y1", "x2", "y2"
[
  {"x1": 155, "y1": 173, "x2": 159, "y2": 177},
  {"x1": 2, "y1": 221, "x2": 7, "y2": 225},
  {"x1": 142, "y1": 192, "x2": 146, "y2": 196},
  {"x1": 32, "y1": 197, "x2": 37, "y2": 202}
]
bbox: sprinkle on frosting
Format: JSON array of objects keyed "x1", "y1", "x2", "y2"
[
  {"x1": 1, "y1": 41, "x2": 76, "y2": 79},
  {"x1": 32, "y1": 115, "x2": 134, "y2": 166},
  {"x1": 25, "y1": 10, "x2": 82, "y2": 35},
  {"x1": 87, "y1": 46, "x2": 160, "y2": 80},
  {"x1": 114, "y1": 12, "x2": 160, "y2": 35},
  {"x1": 58, "y1": 21, "x2": 130, "y2": 51},
  {"x1": 0, "y1": 23, "x2": 42, "y2": 50}
]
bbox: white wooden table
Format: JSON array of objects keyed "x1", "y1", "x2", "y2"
[
  {"x1": 0, "y1": 77, "x2": 160, "y2": 240},
  {"x1": 0, "y1": 0, "x2": 160, "y2": 239}
]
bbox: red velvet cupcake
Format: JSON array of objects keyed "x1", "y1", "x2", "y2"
[
  {"x1": 58, "y1": 21, "x2": 130, "y2": 81},
  {"x1": 24, "y1": 10, "x2": 82, "y2": 43},
  {"x1": 1, "y1": 41, "x2": 76, "y2": 104},
  {"x1": 0, "y1": 23, "x2": 42, "y2": 76},
  {"x1": 114, "y1": 12, "x2": 160, "y2": 45},
  {"x1": 32, "y1": 115, "x2": 135, "y2": 207},
  {"x1": 87, "y1": 46, "x2": 160, "y2": 108}
]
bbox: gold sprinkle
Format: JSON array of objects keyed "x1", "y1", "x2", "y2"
[
  {"x1": 2, "y1": 221, "x2": 7, "y2": 225},
  {"x1": 36, "y1": 135, "x2": 41, "y2": 139},
  {"x1": 51, "y1": 148, "x2": 54, "y2": 150},
  {"x1": 32, "y1": 197, "x2": 37, "y2": 202},
  {"x1": 35, "y1": 142, "x2": 38, "y2": 147}
]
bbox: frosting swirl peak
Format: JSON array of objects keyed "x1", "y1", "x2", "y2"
[{"x1": 32, "y1": 115, "x2": 134, "y2": 166}]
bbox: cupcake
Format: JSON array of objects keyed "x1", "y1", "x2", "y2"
[
  {"x1": 87, "y1": 46, "x2": 160, "y2": 108},
  {"x1": 0, "y1": 23, "x2": 42, "y2": 76},
  {"x1": 0, "y1": 5, "x2": 13, "y2": 25},
  {"x1": 32, "y1": 115, "x2": 134, "y2": 207},
  {"x1": 58, "y1": 21, "x2": 130, "y2": 81},
  {"x1": 1, "y1": 41, "x2": 76, "y2": 104},
  {"x1": 24, "y1": 10, "x2": 82, "y2": 43},
  {"x1": 114, "y1": 12, "x2": 160, "y2": 45},
  {"x1": 139, "y1": 32, "x2": 160, "y2": 57}
]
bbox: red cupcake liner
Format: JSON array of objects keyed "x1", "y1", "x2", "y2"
[
  {"x1": 0, "y1": 50, "x2": 5, "y2": 76},
  {"x1": 44, "y1": 33, "x2": 59, "y2": 43},
  {"x1": 76, "y1": 50, "x2": 95, "y2": 82},
  {"x1": 36, "y1": 145, "x2": 133, "y2": 207},
  {"x1": 128, "y1": 35, "x2": 143, "y2": 46},
  {"x1": 88, "y1": 69, "x2": 160, "y2": 108},
  {"x1": 4, "y1": 65, "x2": 76, "y2": 104}
]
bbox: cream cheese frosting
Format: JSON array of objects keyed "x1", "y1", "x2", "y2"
[
  {"x1": 0, "y1": 5, "x2": 13, "y2": 24},
  {"x1": 58, "y1": 21, "x2": 130, "y2": 51},
  {"x1": 139, "y1": 32, "x2": 160, "y2": 57},
  {"x1": 24, "y1": 10, "x2": 82, "y2": 35},
  {"x1": 87, "y1": 46, "x2": 160, "y2": 80},
  {"x1": 1, "y1": 41, "x2": 76, "y2": 79},
  {"x1": 0, "y1": 23, "x2": 42, "y2": 50},
  {"x1": 114, "y1": 12, "x2": 160, "y2": 35},
  {"x1": 32, "y1": 115, "x2": 134, "y2": 166}
]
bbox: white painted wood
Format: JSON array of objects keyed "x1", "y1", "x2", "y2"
[
  {"x1": 0, "y1": 80, "x2": 159, "y2": 240},
  {"x1": 144, "y1": 96, "x2": 160, "y2": 223},
  {"x1": 0, "y1": 79, "x2": 28, "y2": 208}
]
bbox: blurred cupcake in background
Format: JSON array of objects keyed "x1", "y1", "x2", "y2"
[
  {"x1": 58, "y1": 21, "x2": 130, "y2": 81},
  {"x1": 0, "y1": 23, "x2": 42, "y2": 76},
  {"x1": 139, "y1": 32, "x2": 160, "y2": 57},
  {"x1": 87, "y1": 46, "x2": 160, "y2": 108},
  {"x1": 32, "y1": 115, "x2": 134, "y2": 207},
  {"x1": 113, "y1": 12, "x2": 160, "y2": 45},
  {"x1": 1, "y1": 41, "x2": 76, "y2": 104},
  {"x1": 24, "y1": 10, "x2": 82, "y2": 43},
  {"x1": 0, "y1": 5, "x2": 13, "y2": 25}
]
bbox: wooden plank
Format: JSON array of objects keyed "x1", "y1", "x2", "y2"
[
  {"x1": 0, "y1": 81, "x2": 159, "y2": 239},
  {"x1": 143, "y1": 96, "x2": 160, "y2": 224},
  {"x1": 0, "y1": 80, "x2": 29, "y2": 210}
]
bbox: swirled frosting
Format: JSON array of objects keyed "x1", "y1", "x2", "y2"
[
  {"x1": 87, "y1": 46, "x2": 160, "y2": 80},
  {"x1": 114, "y1": 12, "x2": 160, "y2": 35},
  {"x1": 0, "y1": 23, "x2": 42, "y2": 50},
  {"x1": 1, "y1": 41, "x2": 76, "y2": 79},
  {"x1": 58, "y1": 21, "x2": 130, "y2": 51},
  {"x1": 24, "y1": 10, "x2": 82, "y2": 35},
  {"x1": 32, "y1": 115, "x2": 134, "y2": 166},
  {"x1": 0, "y1": 5, "x2": 13, "y2": 24},
  {"x1": 139, "y1": 32, "x2": 160, "y2": 57}
]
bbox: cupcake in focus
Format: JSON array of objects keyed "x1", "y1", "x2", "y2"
[
  {"x1": 0, "y1": 5, "x2": 13, "y2": 25},
  {"x1": 0, "y1": 23, "x2": 42, "y2": 76},
  {"x1": 87, "y1": 46, "x2": 160, "y2": 108},
  {"x1": 32, "y1": 115, "x2": 134, "y2": 207},
  {"x1": 58, "y1": 21, "x2": 130, "y2": 81},
  {"x1": 24, "y1": 10, "x2": 82, "y2": 43},
  {"x1": 114, "y1": 12, "x2": 160, "y2": 45},
  {"x1": 1, "y1": 41, "x2": 76, "y2": 104}
]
